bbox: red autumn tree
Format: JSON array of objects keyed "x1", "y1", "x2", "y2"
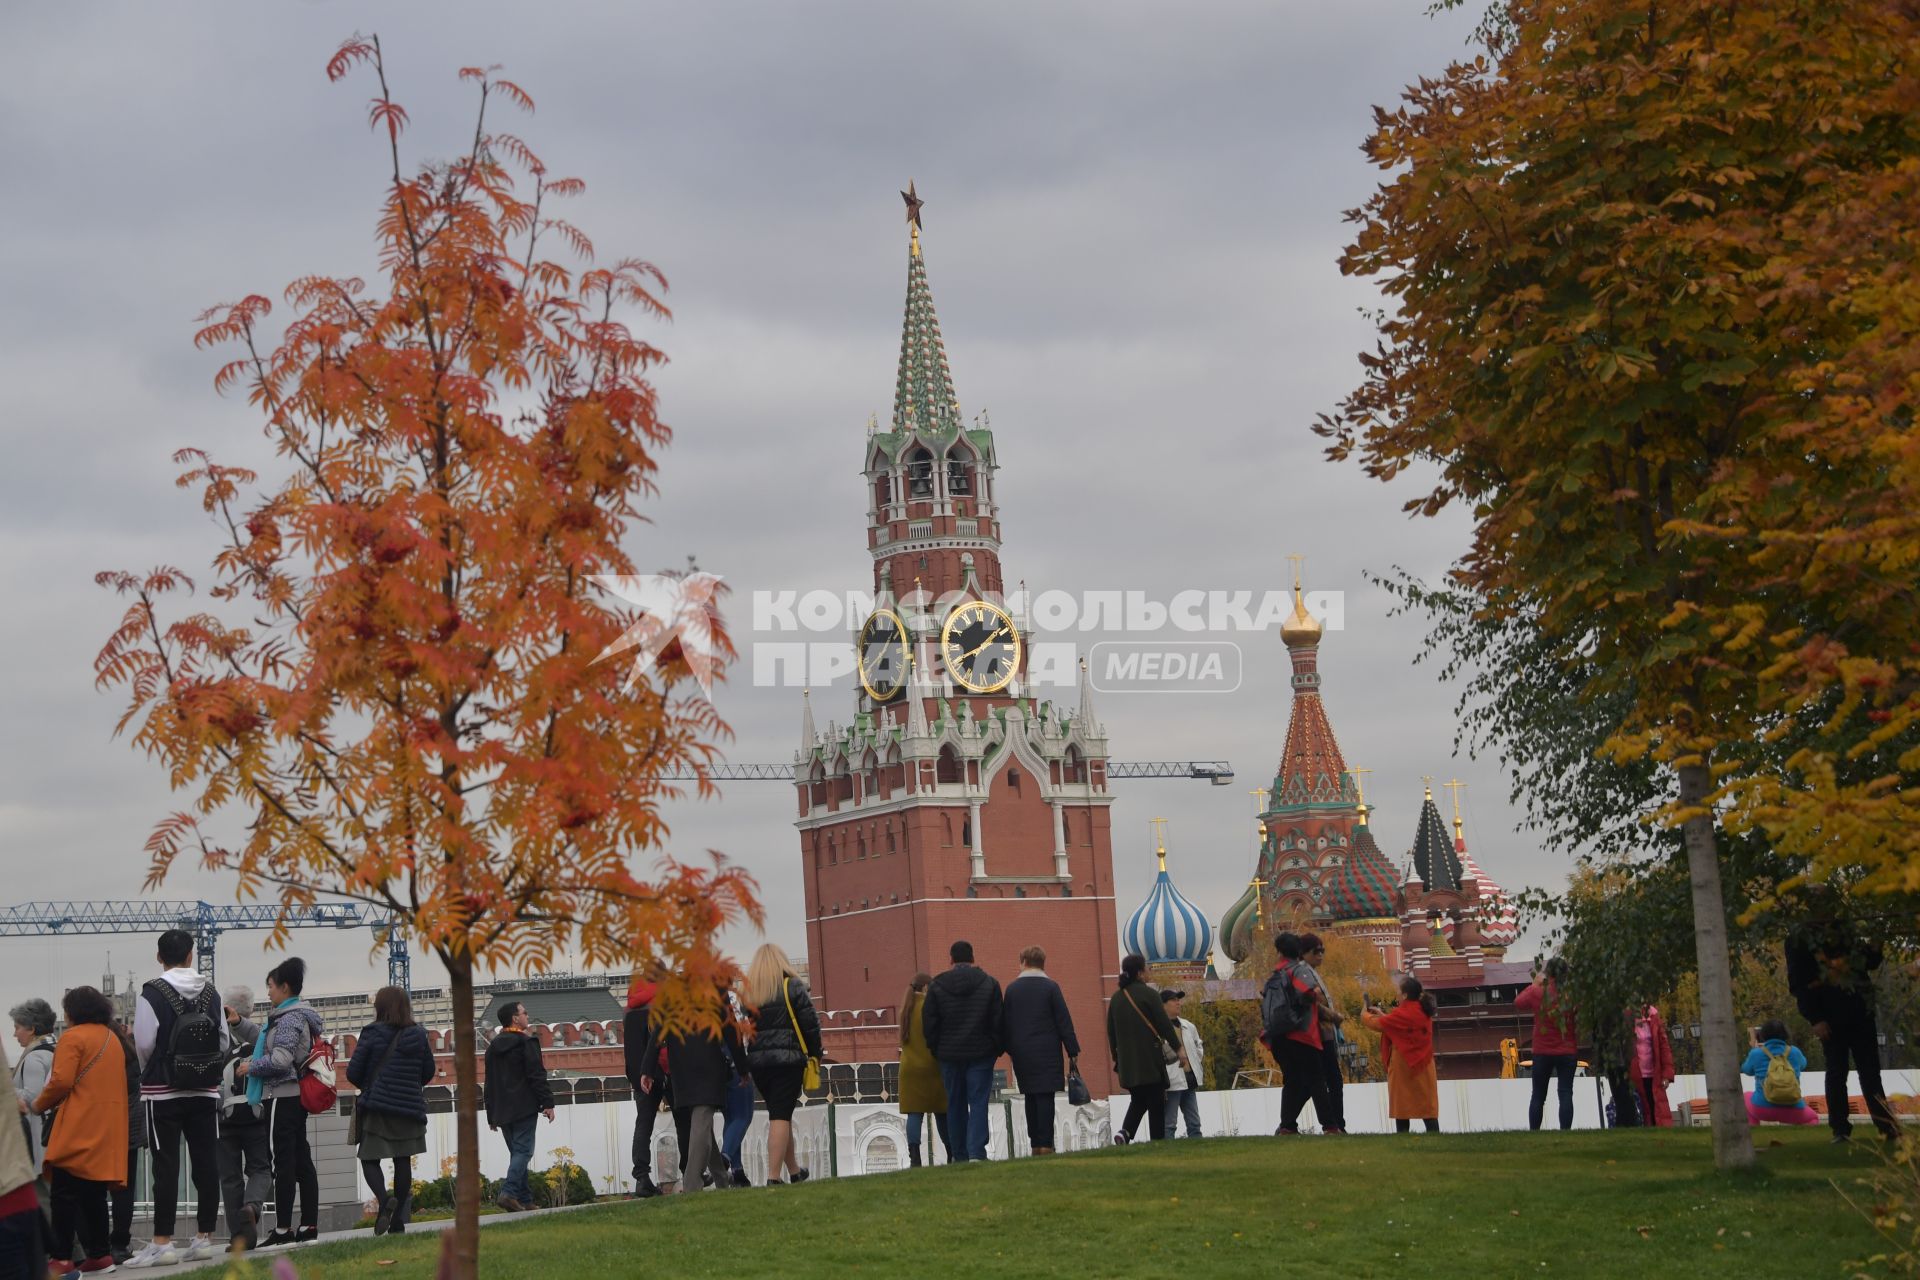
[{"x1": 94, "y1": 36, "x2": 759, "y2": 1272}]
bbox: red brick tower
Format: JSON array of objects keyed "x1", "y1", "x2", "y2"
[{"x1": 794, "y1": 190, "x2": 1121, "y2": 1086}]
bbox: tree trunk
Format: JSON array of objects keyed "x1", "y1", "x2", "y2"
[
  {"x1": 448, "y1": 953, "x2": 481, "y2": 1278},
  {"x1": 1675, "y1": 759, "x2": 1756, "y2": 1170}
]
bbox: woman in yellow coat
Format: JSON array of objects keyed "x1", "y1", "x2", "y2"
[
  {"x1": 33, "y1": 985, "x2": 129, "y2": 1272},
  {"x1": 898, "y1": 973, "x2": 949, "y2": 1166},
  {"x1": 1362, "y1": 976, "x2": 1440, "y2": 1133}
]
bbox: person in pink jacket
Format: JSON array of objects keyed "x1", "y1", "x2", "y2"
[{"x1": 1516, "y1": 958, "x2": 1579, "y2": 1131}]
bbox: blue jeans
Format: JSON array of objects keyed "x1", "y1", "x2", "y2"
[
  {"x1": 1163, "y1": 1088, "x2": 1202, "y2": 1138},
  {"x1": 1529, "y1": 1054, "x2": 1578, "y2": 1131},
  {"x1": 501, "y1": 1116, "x2": 538, "y2": 1203},
  {"x1": 940, "y1": 1058, "x2": 995, "y2": 1162},
  {"x1": 722, "y1": 1076, "x2": 754, "y2": 1173},
  {"x1": 905, "y1": 1110, "x2": 950, "y2": 1159}
]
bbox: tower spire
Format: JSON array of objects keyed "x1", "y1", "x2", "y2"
[
  {"x1": 891, "y1": 183, "x2": 962, "y2": 440},
  {"x1": 1075, "y1": 655, "x2": 1099, "y2": 735},
  {"x1": 799, "y1": 686, "x2": 816, "y2": 752}
]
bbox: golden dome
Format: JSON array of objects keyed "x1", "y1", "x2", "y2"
[{"x1": 1280, "y1": 582, "x2": 1323, "y2": 647}]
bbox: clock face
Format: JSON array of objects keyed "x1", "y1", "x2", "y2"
[
  {"x1": 939, "y1": 600, "x2": 1020, "y2": 694},
  {"x1": 857, "y1": 609, "x2": 911, "y2": 703}
]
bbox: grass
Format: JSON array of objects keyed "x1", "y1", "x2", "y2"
[{"x1": 223, "y1": 1129, "x2": 1894, "y2": 1279}]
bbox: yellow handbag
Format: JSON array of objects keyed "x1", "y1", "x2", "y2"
[{"x1": 782, "y1": 978, "x2": 822, "y2": 1091}]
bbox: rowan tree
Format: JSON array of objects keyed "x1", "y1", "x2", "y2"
[
  {"x1": 93, "y1": 36, "x2": 759, "y2": 1273},
  {"x1": 1319, "y1": 0, "x2": 1920, "y2": 1168}
]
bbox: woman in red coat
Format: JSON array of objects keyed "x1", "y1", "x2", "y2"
[
  {"x1": 1628, "y1": 1003, "x2": 1676, "y2": 1127},
  {"x1": 1362, "y1": 976, "x2": 1440, "y2": 1133}
]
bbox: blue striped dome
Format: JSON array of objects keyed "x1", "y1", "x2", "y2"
[{"x1": 1123, "y1": 866, "x2": 1214, "y2": 965}]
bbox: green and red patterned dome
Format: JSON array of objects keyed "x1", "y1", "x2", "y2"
[{"x1": 1324, "y1": 810, "x2": 1403, "y2": 921}]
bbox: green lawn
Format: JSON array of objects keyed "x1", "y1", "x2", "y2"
[{"x1": 230, "y1": 1129, "x2": 1895, "y2": 1279}]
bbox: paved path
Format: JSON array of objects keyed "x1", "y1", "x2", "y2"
[{"x1": 169, "y1": 1200, "x2": 612, "y2": 1273}]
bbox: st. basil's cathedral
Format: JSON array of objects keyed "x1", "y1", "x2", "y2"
[{"x1": 796, "y1": 188, "x2": 1530, "y2": 1087}]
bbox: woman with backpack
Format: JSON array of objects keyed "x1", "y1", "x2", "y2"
[
  {"x1": 1741, "y1": 1019, "x2": 1820, "y2": 1126},
  {"x1": 9, "y1": 998, "x2": 57, "y2": 1174},
  {"x1": 1363, "y1": 976, "x2": 1440, "y2": 1133},
  {"x1": 1628, "y1": 1003, "x2": 1676, "y2": 1127},
  {"x1": 347, "y1": 986, "x2": 436, "y2": 1234},
  {"x1": 31, "y1": 986, "x2": 127, "y2": 1276},
  {"x1": 1106, "y1": 953, "x2": 1186, "y2": 1144},
  {"x1": 1261, "y1": 932, "x2": 1323, "y2": 1136},
  {"x1": 898, "y1": 972, "x2": 949, "y2": 1167},
  {"x1": 236, "y1": 957, "x2": 324, "y2": 1246}
]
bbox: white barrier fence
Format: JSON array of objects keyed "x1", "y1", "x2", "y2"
[{"x1": 385, "y1": 1067, "x2": 1920, "y2": 1201}]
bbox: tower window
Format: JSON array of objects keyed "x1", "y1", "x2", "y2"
[
  {"x1": 946, "y1": 455, "x2": 972, "y2": 495},
  {"x1": 908, "y1": 448, "x2": 934, "y2": 498}
]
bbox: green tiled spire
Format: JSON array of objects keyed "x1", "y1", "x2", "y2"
[{"x1": 891, "y1": 223, "x2": 964, "y2": 442}]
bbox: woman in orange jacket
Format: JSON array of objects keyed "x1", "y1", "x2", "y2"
[
  {"x1": 33, "y1": 985, "x2": 128, "y2": 1275},
  {"x1": 1363, "y1": 976, "x2": 1440, "y2": 1133}
]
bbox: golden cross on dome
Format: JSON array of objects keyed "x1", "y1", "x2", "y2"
[
  {"x1": 1352, "y1": 767, "x2": 1372, "y2": 812},
  {"x1": 1150, "y1": 816, "x2": 1169, "y2": 869},
  {"x1": 1249, "y1": 874, "x2": 1268, "y2": 924},
  {"x1": 1422, "y1": 775, "x2": 1435, "y2": 801},
  {"x1": 1286, "y1": 552, "x2": 1305, "y2": 597},
  {"x1": 1444, "y1": 778, "x2": 1467, "y2": 832}
]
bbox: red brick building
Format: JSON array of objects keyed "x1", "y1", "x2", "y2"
[{"x1": 794, "y1": 199, "x2": 1121, "y2": 1088}]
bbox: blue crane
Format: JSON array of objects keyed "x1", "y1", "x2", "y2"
[{"x1": 0, "y1": 899, "x2": 411, "y2": 992}]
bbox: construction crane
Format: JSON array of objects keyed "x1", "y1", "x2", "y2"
[
  {"x1": 664, "y1": 760, "x2": 1236, "y2": 785},
  {"x1": 0, "y1": 900, "x2": 411, "y2": 992}
]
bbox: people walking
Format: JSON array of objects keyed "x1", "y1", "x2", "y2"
[
  {"x1": 214, "y1": 986, "x2": 270, "y2": 1252},
  {"x1": 1516, "y1": 957, "x2": 1579, "y2": 1132},
  {"x1": 923, "y1": 940, "x2": 1004, "y2": 1163},
  {"x1": 1261, "y1": 932, "x2": 1323, "y2": 1136},
  {"x1": 643, "y1": 980, "x2": 746, "y2": 1193},
  {"x1": 742, "y1": 944, "x2": 821, "y2": 1186},
  {"x1": 1364, "y1": 976, "x2": 1440, "y2": 1134},
  {"x1": 1298, "y1": 935, "x2": 1348, "y2": 1134},
  {"x1": 348, "y1": 986, "x2": 435, "y2": 1235},
  {"x1": 128, "y1": 929, "x2": 228, "y2": 1266},
  {"x1": 9, "y1": 998, "x2": 56, "y2": 1175},
  {"x1": 32, "y1": 986, "x2": 128, "y2": 1276},
  {"x1": 1000, "y1": 946, "x2": 1080, "y2": 1155},
  {"x1": 898, "y1": 973, "x2": 949, "y2": 1167},
  {"x1": 237, "y1": 956, "x2": 323, "y2": 1245},
  {"x1": 720, "y1": 984, "x2": 755, "y2": 1187},
  {"x1": 482, "y1": 1002, "x2": 555, "y2": 1212},
  {"x1": 0, "y1": 1039, "x2": 47, "y2": 1280},
  {"x1": 108, "y1": 1018, "x2": 146, "y2": 1264},
  {"x1": 1628, "y1": 1003, "x2": 1676, "y2": 1127},
  {"x1": 1160, "y1": 990, "x2": 1205, "y2": 1139},
  {"x1": 622, "y1": 969, "x2": 667, "y2": 1197},
  {"x1": 1787, "y1": 915, "x2": 1901, "y2": 1142},
  {"x1": 1108, "y1": 954, "x2": 1185, "y2": 1144}
]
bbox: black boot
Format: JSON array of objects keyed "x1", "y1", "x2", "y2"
[{"x1": 909, "y1": 1144, "x2": 922, "y2": 1168}]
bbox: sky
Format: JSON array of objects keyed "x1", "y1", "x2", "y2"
[{"x1": 0, "y1": 1, "x2": 1566, "y2": 1006}]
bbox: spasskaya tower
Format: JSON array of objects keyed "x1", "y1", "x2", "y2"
[{"x1": 793, "y1": 186, "x2": 1122, "y2": 1092}]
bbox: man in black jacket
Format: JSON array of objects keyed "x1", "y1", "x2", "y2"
[
  {"x1": 621, "y1": 974, "x2": 667, "y2": 1198},
  {"x1": 923, "y1": 940, "x2": 1003, "y2": 1162},
  {"x1": 483, "y1": 1003, "x2": 555, "y2": 1211},
  {"x1": 999, "y1": 945, "x2": 1079, "y2": 1155},
  {"x1": 1786, "y1": 917, "x2": 1900, "y2": 1142}
]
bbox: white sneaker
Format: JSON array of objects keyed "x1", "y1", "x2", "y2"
[
  {"x1": 181, "y1": 1237, "x2": 215, "y2": 1262},
  {"x1": 122, "y1": 1242, "x2": 180, "y2": 1268}
]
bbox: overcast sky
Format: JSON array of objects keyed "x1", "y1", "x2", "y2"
[{"x1": 0, "y1": 1, "x2": 1567, "y2": 1006}]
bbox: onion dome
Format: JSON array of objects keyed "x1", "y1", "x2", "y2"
[
  {"x1": 1445, "y1": 783, "x2": 1519, "y2": 950},
  {"x1": 1280, "y1": 576, "x2": 1323, "y2": 648},
  {"x1": 1122, "y1": 828, "x2": 1214, "y2": 967},
  {"x1": 1220, "y1": 879, "x2": 1261, "y2": 963},
  {"x1": 1325, "y1": 807, "x2": 1404, "y2": 922}
]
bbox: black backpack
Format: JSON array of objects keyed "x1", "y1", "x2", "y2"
[
  {"x1": 1261, "y1": 964, "x2": 1314, "y2": 1042},
  {"x1": 148, "y1": 981, "x2": 224, "y2": 1091}
]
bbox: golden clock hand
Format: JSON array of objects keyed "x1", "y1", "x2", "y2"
[{"x1": 958, "y1": 626, "x2": 1012, "y2": 663}]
